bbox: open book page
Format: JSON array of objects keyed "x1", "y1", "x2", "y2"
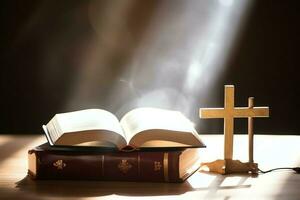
[
  {"x1": 120, "y1": 108, "x2": 204, "y2": 148},
  {"x1": 47, "y1": 109, "x2": 127, "y2": 148}
]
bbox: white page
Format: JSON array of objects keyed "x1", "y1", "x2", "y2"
[
  {"x1": 120, "y1": 107, "x2": 199, "y2": 143},
  {"x1": 56, "y1": 109, "x2": 125, "y2": 138}
]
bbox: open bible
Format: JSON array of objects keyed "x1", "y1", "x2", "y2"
[{"x1": 43, "y1": 108, "x2": 205, "y2": 150}]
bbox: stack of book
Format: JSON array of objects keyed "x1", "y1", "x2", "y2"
[{"x1": 28, "y1": 108, "x2": 205, "y2": 182}]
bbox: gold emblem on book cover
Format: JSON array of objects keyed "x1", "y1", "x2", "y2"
[
  {"x1": 118, "y1": 159, "x2": 132, "y2": 174},
  {"x1": 53, "y1": 160, "x2": 66, "y2": 170},
  {"x1": 154, "y1": 161, "x2": 162, "y2": 171}
]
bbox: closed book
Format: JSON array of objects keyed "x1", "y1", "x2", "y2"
[{"x1": 28, "y1": 143, "x2": 202, "y2": 182}]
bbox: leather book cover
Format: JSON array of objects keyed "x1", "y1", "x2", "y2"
[{"x1": 28, "y1": 143, "x2": 195, "y2": 182}]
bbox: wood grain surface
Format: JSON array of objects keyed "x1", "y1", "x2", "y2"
[{"x1": 0, "y1": 134, "x2": 299, "y2": 200}]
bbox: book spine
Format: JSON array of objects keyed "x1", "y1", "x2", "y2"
[{"x1": 28, "y1": 150, "x2": 183, "y2": 182}]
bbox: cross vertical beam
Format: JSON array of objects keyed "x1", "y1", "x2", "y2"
[
  {"x1": 248, "y1": 97, "x2": 254, "y2": 163},
  {"x1": 224, "y1": 85, "x2": 234, "y2": 160}
]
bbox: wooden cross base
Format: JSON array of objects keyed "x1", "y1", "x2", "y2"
[{"x1": 200, "y1": 159, "x2": 258, "y2": 175}]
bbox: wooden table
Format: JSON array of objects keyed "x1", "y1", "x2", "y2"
[{"x1": 0, "y1": 134, "x2": 299, "y2": 200}]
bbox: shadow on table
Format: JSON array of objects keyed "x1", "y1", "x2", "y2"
[
  {"x1": 15, "y1": 173, "x2": 254, "y2": 198},
  {"x1": 16, "y1": 176, "x2": 196, "y2": 197}
]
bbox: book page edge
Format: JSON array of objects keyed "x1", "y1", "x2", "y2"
[{"x1": 42, "y1": 125, "x2": 54, "y2": 146}]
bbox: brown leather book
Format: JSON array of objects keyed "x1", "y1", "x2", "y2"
[{"x1": 28, "y1": 143, "x2": 202, "y2": 182}]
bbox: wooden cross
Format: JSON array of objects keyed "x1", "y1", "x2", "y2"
[{"x1": 199, "y1": 85, "x2": 269, "y2": 174}]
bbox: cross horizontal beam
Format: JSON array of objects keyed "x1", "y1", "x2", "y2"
[
  {"x1": 200, "y1": 107, "x2": 269, "y2": 118},
  {"x1": 234, "y1": 107, "x2": 269, "y2": 117}
]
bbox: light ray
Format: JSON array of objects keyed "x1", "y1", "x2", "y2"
[{"x1": 64, "y1": 0, "x2": 254, "y2": 127}]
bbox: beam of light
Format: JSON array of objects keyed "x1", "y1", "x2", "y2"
[
  {"x1": 180, "y1": 0, "x2": 254, "y2": 117},
  {"x1": 0, "y1": 135, "x2": 45, "y2": 178},
  {"x1": 0, "y1": 135, "x2": 14, "y2": 146},
  {"x1": 60, "y1": 0, "x2": 254, "y2": 126},
  {"x1": 187, "y1": 172, "x2": 217, "y2": 189}
]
